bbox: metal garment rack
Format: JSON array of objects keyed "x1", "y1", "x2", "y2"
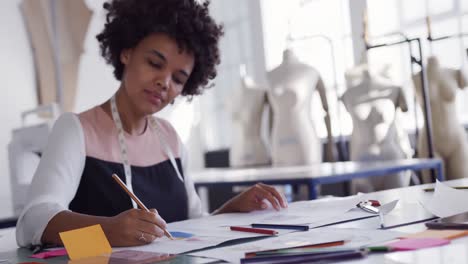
[
  {"x1": 426, "y1": 16, "x2": 468, "y2": 54},
  {"x1": 428, "y1": 33, "x2": 468, "y2": 42},
  {"x1": 287, "y1": 34, "x2": 348, "y2": 162},
  {"x1": 365, "y1": 36, "x2": 437, "y2": 182}
]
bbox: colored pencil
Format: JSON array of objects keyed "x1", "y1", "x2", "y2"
[
  {"x1": 112, "y1": 173, "x2": 173, "y2": 240},
  {"x1": 424, "y1": 186, "x2": 468, "y2": 192},
  {"x1": 240, "y1": 249, "x2": 367, "y2": 263},
  {"x1": 230, "y1": 226, "x2": 278, "y2": 235},
  {"x1": 251, "y1": 223, "x2": 309, "y2": 231}
]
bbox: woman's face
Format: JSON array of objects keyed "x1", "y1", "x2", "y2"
[{"x1": 120, "y1": 33, "x2": 195, "y2": 116}]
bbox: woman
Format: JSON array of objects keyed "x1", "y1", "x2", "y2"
[{"x1": 16, "y1": 0, "x2": 287, "y2": 247}]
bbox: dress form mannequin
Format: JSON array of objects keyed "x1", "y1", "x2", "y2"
[
  {"x1": 229, "y1": 67, "x2": 270, "y2": 167},
  {"x1": 267, "y1": 49, "x2": 334, "y2": 166},
  {"x1": 343, "y1": 66, "x2": 412, "y2": 192},
  {"x1": 21, "y1": 0, "x2": 92, "y2": 112},
  {"x1": 413, "y1": 56, "x2": 468, "y2": 181}
]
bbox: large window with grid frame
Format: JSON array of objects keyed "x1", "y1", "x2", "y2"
[{"x1": 198, "y1": 0, "x2": 267, "y2": 151}]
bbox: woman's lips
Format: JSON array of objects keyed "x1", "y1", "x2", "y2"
[{"x1": 144, "y1": 89, "x2": 163, "y2": 106}]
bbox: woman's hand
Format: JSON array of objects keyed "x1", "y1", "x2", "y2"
[
  {"x1": 214, "y1": 183, "x2": 288, "y2": 214},
  {"x1": 105, "y1": 208, "x2": 167, "y2": 246}
]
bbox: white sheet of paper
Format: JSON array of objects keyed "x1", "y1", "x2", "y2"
[
  {"x1": 115, "y1": 234, "x2": 228, "y2": 254},
  {"x1": 257, "y1": 196, "x2": 361, "y2": 225},
  {"x1": 190, "y1": 227, "x2": 402, "y2": 264},
  {"x1": 321, "y1": 228, "x2": 403, "y2": 249},
  {"x1": 310, "y1": 208, "x2": 377, "y2": 228},
  {"x1": 169, "y1": 196, "x2": 361, "y2": 231},
  {"x1": 189, "y1": 228, "x2": 349, "y2": 263},
  {"x1": 308, "y1": 199, "x2": 398, "y2": 228},
  {"x1": 114, "y1": 225, "x2": 295, "y2": 254},
  {"x1": 380, "y1": 199, "x2": 399, "y2": 215},
  {"x1": 420, "y1": 180, "x2": 468, "y2": 217}
]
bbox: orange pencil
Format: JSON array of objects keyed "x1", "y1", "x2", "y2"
[{"x1": 112, "y1": 173, "x2": 174, "y2": 240}]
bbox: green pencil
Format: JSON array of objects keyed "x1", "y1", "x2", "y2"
[{"x1": 368, "y1": 246, "x2": 394, "y2": 252}]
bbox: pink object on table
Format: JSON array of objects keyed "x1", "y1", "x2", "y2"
[
  {"x1": 387, "y1": 238, "x2": 450, "y2": 251},
  {"x1": 30, "y1": 249, "x2": 68, "y2": 259}
]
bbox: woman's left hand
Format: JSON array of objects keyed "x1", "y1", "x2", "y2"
[{"x1": 214, "y1": 183, "x2": 288, "y2": 214}]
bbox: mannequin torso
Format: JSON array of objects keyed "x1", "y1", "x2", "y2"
[
  {"x1": 413, "y1": 56, "x2": 468, "y2": 180},
  {"x1": 267, "y1": 49, "x2": 333, "y2": 166},
  {"x1": 229, "y1": 74, "x2": 270, "y2": 167},
  {"x1": 343, "y1": 69, "x2": 409, "y2": 160},
  {"x1": 343, "y1": 67, "x2": 411, "y2": 191}
]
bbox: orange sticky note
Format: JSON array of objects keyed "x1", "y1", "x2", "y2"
[{"x1": 59, "y1": 224, "x2": 112, "y2": 260}]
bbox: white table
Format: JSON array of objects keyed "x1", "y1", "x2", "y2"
[
  {"x1": 2, "y1": 178, "x2": 467, "y2": 264},
  {"x1": 193, "y1": 158, "x2": 443, "y2": 199}
]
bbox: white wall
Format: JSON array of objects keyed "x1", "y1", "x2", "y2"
[
  {"x1": 75, "y1": 0, "x2": 119, "y2": 113},
  {"x1": 0, "y1": 0, "x2": 37, "y2": 217}
]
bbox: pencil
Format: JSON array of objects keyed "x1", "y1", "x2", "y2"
[
  {"x1": 112, "y1": 173, "x2": 174, "y2": 240},
  {"x1": 251, "y1": 223, "x2": 309, "y2": 231},
  {"x1": 424, "y1": 186, "x2": 468, "y2": 192},
  {"x1": 230, "y1": 226, "x2": 278, "y2": 235}
]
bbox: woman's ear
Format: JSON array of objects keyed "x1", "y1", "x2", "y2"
[{"x1": 120, "y1": 49, "x2": 132, "y2": 65}]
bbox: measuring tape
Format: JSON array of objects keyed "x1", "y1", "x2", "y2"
[{"x1": 110, "y1": 95, "x2": 184, "y2": 209}]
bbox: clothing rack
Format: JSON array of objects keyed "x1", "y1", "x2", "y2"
[
  {"x1": 287, "y1": 34, "x2": 348, "y2": 162},
  {"x1": 426, "y1": 16, "x2": 468, "y2": 61},
  {"x1": 365, "y1": 36, "x2": 437, "y2": 182},
  {"x1": 428, "y1": 33, "x2": 468, "y2": 42}
]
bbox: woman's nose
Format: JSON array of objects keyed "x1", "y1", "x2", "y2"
[{"x1": 155, "y1": 76, "x2": 170, "y2": 90}]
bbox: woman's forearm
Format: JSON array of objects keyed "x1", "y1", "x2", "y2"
[{"x1": 41, "y1": 211, "x2": 111, "y2": 245}]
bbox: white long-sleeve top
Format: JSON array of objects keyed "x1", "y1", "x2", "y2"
[{"x1": 16, "y1": 106, "x2": 203, "y2": 247}]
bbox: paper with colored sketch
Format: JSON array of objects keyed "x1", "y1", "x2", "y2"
[
  {"x1": 189, "y1": 227, "x2": 403, "y2": 264},
  {"x1": 114, "y1": 226, "x2": 295, "y2": 255},
  {"x1": 114, "y1": 196, "x2": 361, "y2": 255},
  {"x1": 420, "y1": 180, "x2": 468, "y2": 217}
]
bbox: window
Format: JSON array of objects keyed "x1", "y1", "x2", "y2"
[{"x1": 199, "y1": 0, "x2": 266, "y2": 150}]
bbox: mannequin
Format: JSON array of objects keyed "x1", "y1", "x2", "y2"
[
  {"x1": 21, "y1": 0, "x2": 92, "y2": 112},
  {"x1": 267, "y1": 49, "x2": 334, "y2": 166},
  {"x1": 343, "y1": 65, "x2": 412, "y2": 192},
  {"x1": 229, "y1": 66, "x2": 270, "y2": 167},
  {"x1": 413, "y1": 56, "x2": 468, "y2": 181}
]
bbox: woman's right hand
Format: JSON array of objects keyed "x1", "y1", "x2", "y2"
[{"x1": 105, "y1": 208, "x2": 167, "y2": 246}]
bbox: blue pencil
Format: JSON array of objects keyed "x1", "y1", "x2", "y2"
[{"x1": 251, "y1": 223, "x2": 309, "y2": 231}]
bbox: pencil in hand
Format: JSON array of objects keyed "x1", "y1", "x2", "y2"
[{"x1": 112, "y1": 173, "x2": 174, "y2": 240}]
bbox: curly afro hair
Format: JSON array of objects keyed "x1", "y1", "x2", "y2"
[{"x1": 96, "y1": 0, "x2": 223, "y2": 98}]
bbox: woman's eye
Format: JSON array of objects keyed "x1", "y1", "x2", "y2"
[
  {"x1": 148, "y1": 60, "x2": 162, "y2": 68},
  {"x1": 173, "y1": 77, "x2": 183, "y2": 85}
]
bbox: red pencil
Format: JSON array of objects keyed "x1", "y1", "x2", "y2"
[{"x1": 230, "y1": 226, "x2": 278, "y2": 235}]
